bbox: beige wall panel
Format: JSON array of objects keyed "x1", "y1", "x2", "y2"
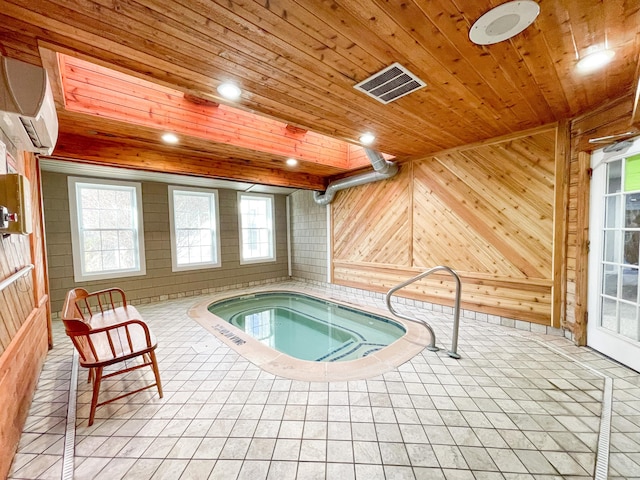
[
  {"x1": 42, "y1": 172, "x2": 289, "y2": 314},
  {"x1": 333, "y1": 164, "x2": 412, "y2": 266}
]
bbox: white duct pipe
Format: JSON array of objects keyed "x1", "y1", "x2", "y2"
[{"x1": 313, "y1": 149, "x2": 398, "y2": 205}]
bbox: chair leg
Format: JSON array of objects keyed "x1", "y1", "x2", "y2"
[
  {"x1": 88, "y1": 368, "x2": 93, "y2": 384},
  {"x1": 149, "y1": 350, "x2": 163, "y2": 398},
  {"x1": 88, "y1": 366, "x2": 103, "y2": 426}
]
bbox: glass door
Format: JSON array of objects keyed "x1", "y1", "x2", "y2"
[{"x1": 588, "y1": 138, "x2": 640, "y2": 372}]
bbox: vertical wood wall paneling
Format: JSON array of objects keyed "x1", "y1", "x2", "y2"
[
  {"x1": 332, "y1": 126, "x2": 559, "y2": 324},
  {"x1": 632, "y1": 50, "x2": 640, "y2": 126},
  {"x1": 408, "y1": 161, "x2": 414, "y2": 266},
  {"x1": 574, "y1": 152, "x2": 592, "y2": 345},
  {"x1": 552, "y1": 121, "x2": 571, "y2": 328},
  {"x1": 0, "y1": 152, "x2": 50, "y2": 480},
  {"x1": 567, "y1": 91, "x2": 637, "y2": 343},
  {"x1": 31, "y1": 156, "x2": 52, "y2": 347}
]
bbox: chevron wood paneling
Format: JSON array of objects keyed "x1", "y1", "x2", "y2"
[
  {"x1": 417, "y1": 128, "x2": 556, "y2": 278},
  {"x1": 332, "y1": 126, "x2": 560, "y2": 324},
  {"x1": 333, "y1": 164, "x2": 412, "y2": 267}
]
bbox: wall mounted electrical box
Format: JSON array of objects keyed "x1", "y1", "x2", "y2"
[{"x1": 0, "y1": 174, "x2": 32, "y2": 234}]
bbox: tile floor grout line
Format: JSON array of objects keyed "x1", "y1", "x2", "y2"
[{"x1": 62, "y1": 350, "x2": 79, "y2": 480}]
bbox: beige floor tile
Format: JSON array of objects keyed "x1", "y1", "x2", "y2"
[{"x1": 11, "y1": 283, "x2": 640, "y2": 479}]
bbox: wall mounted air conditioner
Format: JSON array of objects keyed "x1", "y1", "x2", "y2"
[{"x1": 0, "y1": 56, "x2": 59, "y2": 155}]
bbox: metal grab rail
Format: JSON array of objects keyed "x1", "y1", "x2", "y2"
[
  {"x1": 385, "y1": 265, "x2": 462, "y2": 359},
  {"x1": 0, "y1": 264, "x2": 33, "y2": 293}
]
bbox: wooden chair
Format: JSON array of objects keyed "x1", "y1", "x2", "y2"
[{"x1": 62, "y1": 288, "x2": 163, "y2": 425}]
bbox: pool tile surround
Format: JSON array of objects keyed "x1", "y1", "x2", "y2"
[{"x1": 189, "y1": 286, "x2": 432, "y2": 382}]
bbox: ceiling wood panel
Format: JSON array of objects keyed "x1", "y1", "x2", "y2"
[{"x1": 1, "y1": 0, "x2": 639, "y2": 187}]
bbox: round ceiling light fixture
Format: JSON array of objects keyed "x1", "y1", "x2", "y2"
[
  {"x1": 359, "y1": 132, "x2": 376, "y2": 145},
  {"x1": 469, "y1": 1, "x2": 540, "y2": 45},
  {"x1": 576, "y1": 47, "x2": 615, "y2": 74},
  {"x1": 286, "y1": 158, "x2": 298, "y2": 166},
  {"x1": 161, "y1": 132, "x2": 179, "y2": 144},
  {"x1": 217, "y1": 82, "x2": 242, "y2": 101}
]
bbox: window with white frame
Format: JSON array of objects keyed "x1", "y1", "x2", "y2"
[
  {"x1": 68, "y1": 177, "x2": 146, "y2": 282},
  {"x1": 168, "y1": 186, "x2": 221, "y2": 271},
  {"x1": 238, "y1": 192, "x2": 275, "y2": 264}
]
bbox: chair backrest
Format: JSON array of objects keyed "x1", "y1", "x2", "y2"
[{"x1": 62, "y1": 288, "x2": 91, "y2": 335}]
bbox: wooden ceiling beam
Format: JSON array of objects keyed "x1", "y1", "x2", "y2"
[{"x1": 52, "y1": 133, "x2": 327, "y2": 190}]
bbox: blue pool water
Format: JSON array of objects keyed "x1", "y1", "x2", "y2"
[{"x1": 208, "y1": 292, "x2": 405, "y2": 362}]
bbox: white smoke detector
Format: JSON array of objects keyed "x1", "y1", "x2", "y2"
[{"x1": 469, "y1": 1, "x2": 540, "y2": 45}]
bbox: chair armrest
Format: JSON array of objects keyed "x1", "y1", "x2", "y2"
[
  {"x1": 68, "y1": 319, "x2": 156, "y2": 364},
  {"x1": 85, "y1": 319, "x2": 154, "y2": 346}
]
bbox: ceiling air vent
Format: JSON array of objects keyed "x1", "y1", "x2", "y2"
[{"x1": 354, "y1": 62, "x2": 426, "y2": 104}]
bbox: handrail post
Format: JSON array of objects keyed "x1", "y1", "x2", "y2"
[
  {"x1": 385, "y1": 292, "x2": 439, "y2": 352},
  {"x1": 385, "y1": 265, "x2": 462, "y2": 359},
  {"x1": 448, "y1": 271, "x2": 462, "y2": 359}
]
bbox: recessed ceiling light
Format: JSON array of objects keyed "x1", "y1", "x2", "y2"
[
  {"x1": 359, "y1": 132, "x2": 376, "y2": 145},
  {"x1": 161, "y1": 132, "x2": 179, "y2": 144},
  {"x1": 217, "y1": 83, "x2": 242, "y2": 100},
  {"x1": 286, "y1": 158, "x2": 298, "y2": 167},
  {"x1": 576, "y1": 48, "x2": 615, "y2": 73},
  {"x1": 469, "y1": 1, "x2": 540, "y2": 45}
]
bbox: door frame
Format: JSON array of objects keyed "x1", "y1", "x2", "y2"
[{"x1": 587, "y1": 137, "x2": 640, "y2": 372}]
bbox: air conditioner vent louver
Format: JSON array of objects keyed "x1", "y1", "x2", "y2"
[
  {"x1": 19, "y1": 118, "x2": 45, "y2": 149},
  {"x1": 354, "y1": 63, "x2": 426, "y2": 104}
]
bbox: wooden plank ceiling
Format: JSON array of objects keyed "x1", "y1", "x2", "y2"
[{"x1": 1, "y1": 0, "x2": 639, "y2": 189}]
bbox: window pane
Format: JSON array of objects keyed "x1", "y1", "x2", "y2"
[
  {"x1": 101, "y1": 230, "x2": 119, "y2": 251},
  {"x1": 200, "y1": 230, "x2": 212, "y2": 246},
  {"x1": 71, "y1": 180, "x2": 144, "y2": 280},
  {"x1": 119, "y1": 249, "x2": 135, "y2": 269},
  {"x1": 84, "y1": 251, "x2": 102, "y2": 273},
  {"x1": 119, "y1": 230, "x2": 134, "y2": 250},
  {"x1": 239, "y1": 194, "x2": 274, "y2": 263},
  {"x1": 603, "y1": 266, "x2": 618, "y2": 297},
  {"x1": 608, "y1": 160, "x2": 622, "y2": 194},
  {"x1": 625, "y1": 193, "x2": 640, "y2": 228},
  {"x1": 118, "y1": 207, "x2": 133, "y2": 227},
  {"x1": 177, "y1": 246, "x2": 189, "y2": 265},
  {"x1": 624, "y1": 231, "x2": 640, "y2": 265},
  {"x1": 170, "y1": 188, "x2": 219, "y2": 269},
  {"x1": 83, "y1": 231, "x2": 101, "y2": 252},
  {"x1": 605, "y1": 196, "x2": 620, "y2": 228},
  {"x1": 100, "y1": 208, "x2": 119, "y2": 229},
  {"x1": 82, "y1": 208, "x2": 100, "y2": 229},
  {"x1": 621, "y1": 267, "x2": 639, "y2": 302},
  {"x1": 604, "y1": 230, "x2": 621, "y2": 263},
  {"x1": 102, "y1": 250, "x2": 118, "y2": 270},
  {"x1": 80, "y1": 188, "x2": 100, "y2": 208},
  {"x1": 620, "y1": 305, "x2": 639, "y2": 341},
  {"x1": 601, "y1": 297, "x2": 617, "y2": 331},
  {"x1": 99, "y1": 189, "x2": 116, "y2": 206}
]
